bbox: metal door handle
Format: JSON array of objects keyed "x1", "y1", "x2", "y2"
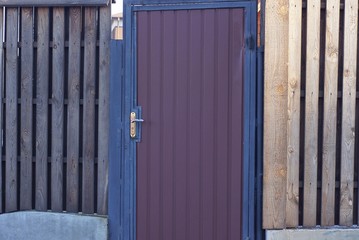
[
  {"x1": 130, "y1": 112, "x2": 144, "y2": 138},
  {"x1": 131, "y1": 118, "x2": 144, "y2": 123}
]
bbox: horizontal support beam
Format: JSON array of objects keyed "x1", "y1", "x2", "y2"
[
  {"x1": 0, "y1": 0, "x2": 109, "y2": 7},
  {"x1": 1, "y1": 156, "x2": 100, "y2": 164},
  {"x1": 2, "y1": 98, "x2": 100, "y2": 105},
  {"x1": 3, "y1": 41, "x2": 100, "y2": 49}
]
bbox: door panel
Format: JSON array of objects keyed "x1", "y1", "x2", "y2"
[{"x1": 137, "y1": 8, "x2": 244, "y2": 240}]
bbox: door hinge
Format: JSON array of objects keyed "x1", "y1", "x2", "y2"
[{"x1": 246, "y1": 35, "x2": 256, "y2": 50}]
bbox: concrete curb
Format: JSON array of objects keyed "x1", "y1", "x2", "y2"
[
  {"x1": 0, "y1": 211, "x2": 108, "y2": 240},
  {"x1": 267, "y1": 228, "x2": 359, "y2": 240}
]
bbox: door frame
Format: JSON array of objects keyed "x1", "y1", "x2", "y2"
[{"x1": 114, "y1": 1, "x2": 257, "y2": 239}]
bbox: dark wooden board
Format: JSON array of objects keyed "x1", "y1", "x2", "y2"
[
  {"x1": 66, "y1": 7, "x2": 81, "y2": 213},
  {"x1": 35, "y1": 8, "x2": 50, "y2": 211},
  {"x1": 82, "y1": 7, "x2": 97, "y2": 214},
  {"x1": 5, "y1": 8, "x2": 18, "y2": 212},
  {"x1": 20, "y1": 7, "x2": 34, "y2": 211},
  {"x1": 51, "y1": 7, "x2": 65, "y2": 212},
  {"x1": 97, "y1": 5, "x2": 110, "y2": 215},
  {"x1": 0, "y1": 0, "x2": 109, "y2": 7}
]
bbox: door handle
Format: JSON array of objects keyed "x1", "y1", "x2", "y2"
[
  {"x1": 130, "y1": 112, "x2": 144, "y2": 138},
  {"x1": 131, "y1": 118, "x2": 144, "y2": 123}
]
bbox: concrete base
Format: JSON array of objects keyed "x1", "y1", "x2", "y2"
[
  {"x1": 267, "y1": 228, "x2": 359, "y2": 240},
  {"x1": 0, "y1": 211, "x2": 108, "y2": 240}
]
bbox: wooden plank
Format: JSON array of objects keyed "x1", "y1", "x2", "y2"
[
  {"x1": 340, "y1": 0, "x2": 358, "y2": 226},
  {"x1": 5, "y1": 8, "x2": 18, "y2": 212},
  {"x1": 51, "y1": 7, "x2": 65, "y2": 212},
  {"x1": 0, "y1": 0, "x2": 109, "y2": 7},
  {"x1": 20, "y1": 7, "x2": 34, "y2": 211},
  {"x1": 303, "y1": 0, "x2": 321, "y2": 227},
  {"x1": 35, "y1": 8, "x2": 50, "y2": 211},
  {"x1": 67, "y1": 7, "x2": 81, "y2": 213},
  {"x1": 0, "y1": 7, "x2": 4, "y2": 214},
  {"x1": 82, "y1": 7, "x2": 97, "y2": 214},
  {"x1": 263, "y1": 0, "x2": 289, "y2": 229},
  {"x1": 286, "y1": 0, "x2": 301, "y2": 227},
  {"x1": 97, "y1": 5, "x2": 110, "y2": 215},
  {"x1": 321, "y1": 0, "x2": 340, "y2": 226}
]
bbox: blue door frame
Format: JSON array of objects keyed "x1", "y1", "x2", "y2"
[{"x1": 109, "y1": 1, "x2": 260, "y2": 240}]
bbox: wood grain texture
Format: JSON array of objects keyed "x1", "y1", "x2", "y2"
[
  {"x1": 20, "y1": 7, "x2": 34, "y2": 211},
  {"x1": 321, "y1": 0, "x2": 340, "y2": 226},
  {"x1": 35, "y1": 8, "x2": 50, "y2": 211},
  {"x1": 0, "y1": 0, "x2": 109, "y2": 6},
  {"x1": 340, "y1": 0, "x2": 358, "y2": 226},
  {"x1": 263, "y1": 0, "x2": 289, "y2": 229},
  {"x1": 303, "y1": 0, "x2": 321, "y2": 227},
  {"x1": 0, "y1": 8, "x2": 4, "y2": 214},
  {"x1": 66, "y1": 7, "x2": 81, "y2": 213},
  {"x1": 82, "y1": 7, "x2": 97, "y2": 214},
  {"x1": 5, "y1": 8, "x2": 18, "y2": 212},
  {"x1": 97, "y1": 5, "x2": 110, "y2": 215},
  {"x1": 51, "y1": 7, "x2": 65, "y2": 212},
  {"x1": 286, "y1": 0, "x2": 301, "y2": 227}
]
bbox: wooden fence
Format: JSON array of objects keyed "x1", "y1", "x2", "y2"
[
  {"x1": 0, "y1": 5, "x2": 110, "y2": 215},
  {"x1": 263, "y1": 0, "x2": 359, "y2": 228}
]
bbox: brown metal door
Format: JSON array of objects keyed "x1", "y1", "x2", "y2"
[{"x1": 137, "y1": 8, "x2": 244, "y2": 240}]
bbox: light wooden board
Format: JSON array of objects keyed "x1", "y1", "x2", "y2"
[
  {"x1": 5, "y1": 8, "x2": 18, "y2": 212},
  {"x1": 66, "y1": 7, "x2": 81, "y2": 213},
  {"x1": 35, "y1": 8, "x2": 50, "y2": 211},
  {"x1": 51, "y1": 7, "x2": 65, "y2": 212},
  {"x1": 321, "y1": 0, "x2": 340, "y2": 226},
  {"x1": 97, "y1": 5, "x2": 110, "y2": 215},
  {"x1": 286, "y1": 0, "x2": 301, "y2": 227},
  {"x1": 20, "y1": 7, "x2": 34, "y2": 211},
  {"x1": 82, "y1": 7, "x2": 97, "y2": 214},
  {"x1": 263, "y1": 0, "x2": 289, "y2": 229},
  {"x1": 340, "y1": 0, "x2": 358, "y2": 226},
  {"x1": 303, "y1": 0, "x2": 320, "y2": 227}
]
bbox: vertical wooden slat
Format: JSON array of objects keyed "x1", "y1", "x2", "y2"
[
  {"x1": 340, "y1": 0, "x2": 358, "y2": 226},
  {"x1": 286, "y1": 0, "x2": 301, "y2": 227},
  {"x1": 5, "y1": 8, "x2": 18, "y2": 212},
  {"x1": 263, "y1": 0, "x2": 289, "y2": 229},
  {"x1": 303, "y1": 0, "x2": 321, "y2": 227},
  {"x1": 321, "y1": 0, "x2": 340, "y2": 226},
  {"x1": 0, "y1": 7, "x2": 4, "y2": 214},
  {"x1": 97, "y1": 4, "x2": 110, "y2": 215},
  {"x1": 82, "y1": 7, "x2": 97, "y2": 214},
  {"x1": 36, "y1": 7, "x2": 49, "y2": 211},
  {"x1": 51, "y1": 7, "x2": 65, "y2": 212},
  {"x1": 67, "y1": 7, "x2": 81, "y2": 213},
  {"x1": 20, "y1": 7, "x2": 34, "y2": 211}
]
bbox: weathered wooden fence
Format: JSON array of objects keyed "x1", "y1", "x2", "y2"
[
  {"x1": 0, "y1": 5, "x2": 110, "y2": 215},
  {"x1": 264, "y1": 0, "x2": 359, "y2": 228}
]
